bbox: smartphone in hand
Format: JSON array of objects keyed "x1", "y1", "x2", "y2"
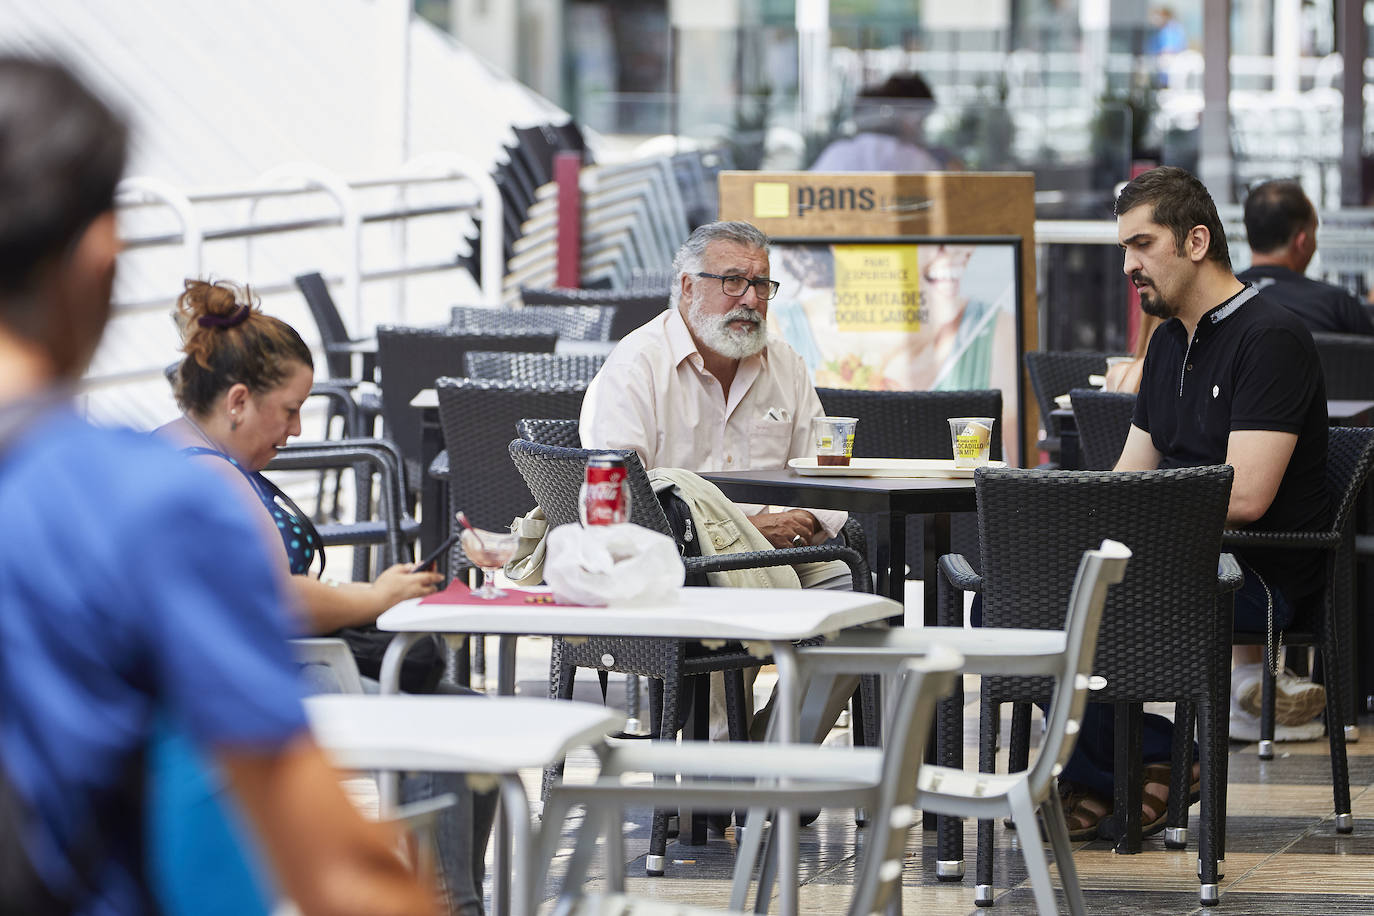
[{"x1": 414, "y1": 531, "x2": 461, "y2": 572}]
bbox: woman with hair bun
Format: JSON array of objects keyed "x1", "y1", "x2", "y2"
[
  {"x1": 158, "y1": 279, "x2": 494, "y2": 916},
  {"x1": 163, "y1": 278, "x2": 442, "y2": 632}
]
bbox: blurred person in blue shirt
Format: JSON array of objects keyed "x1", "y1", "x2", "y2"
[{"x1": 0, "y1": 56, "x2": 435, "y2": 915}]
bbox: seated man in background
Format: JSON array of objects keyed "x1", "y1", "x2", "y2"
[
  {"x1": 0, "y1": 56, "x2": 434, "y2": 914},
  {"x1": 1062, "y1": 165, "x2": 1331, "y2": 841},
  {"x1": 1237, "y1": 178, "x2": 1374, "y2": 335},
  {"x1": 581, "y1": 220, "x2": 858, "y2": 813}
]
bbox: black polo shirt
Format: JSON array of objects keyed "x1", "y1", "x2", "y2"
[
  {"x1": 1134, "y1": 285, "x2": 1330, "y2": 603},
  {"x1": 1236, "y1": 264, "x2": 1374, "y2": 335}
]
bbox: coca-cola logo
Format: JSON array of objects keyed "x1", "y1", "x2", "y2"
[{"x1": 584, "y1": 481, "x2": 622, "y2": 501}]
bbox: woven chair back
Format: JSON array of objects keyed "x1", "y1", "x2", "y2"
[
  {"x1": 516, "y1": 418, "x2": 582, "y2": 449},
  {"x1": 519, "y1": 286, "x2": 669, "y2": 339},
  {"x1": 507, "y1": 439, "x2": 670, "y2": 534},
  {"x1": 977, "y1": 464, "x2": 1233, "y2": 701},
  {"x1": 1024, "y1": 351, "x2": 1114, "y2": 429},
  {"x1": 435, "y1": 377, "x2": 587, "y2": 533},
  {"x1": 464, "y1": 351, "x2": 606, "y2": 385},
  {"x1": 1070, "y1": 388, "x2": 1136, "y2": 470},
  {"x1": 520, "y1": 304, "x2": 616, "y2": 341},
  {"x1": 1312, "y1": 332, "x2": 1374, "y2": 400},
  {"x1": 816, "y1": 388, "x2": 1003, "y2": 460},
  {"x1": 375, "y1": 325, "x2": 556, "y2": 470}
]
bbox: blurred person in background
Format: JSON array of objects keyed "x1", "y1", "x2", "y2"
[
  {"x1": 810, "y1": 72, "x2": 951, "y2": 172},
  {"x1": 1237, "y1": 179, "x2": 1374, "y2": 336},
  {"x1": 0, "y1": 56, "x2": 435, "y2": 914},
  {"x1": 159, "y1": 279, "x2": 496, "y2": 916}
]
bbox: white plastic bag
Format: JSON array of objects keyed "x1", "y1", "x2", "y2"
[{"x1": 543, "y1": 522, "x2": 684, "y2": 606}]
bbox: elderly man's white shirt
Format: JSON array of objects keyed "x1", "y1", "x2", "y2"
[{"x1": 581, "y1": 307, "x2": 846, "y2": 538}]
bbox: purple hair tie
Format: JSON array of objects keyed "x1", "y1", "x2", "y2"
[{"x1": 197, "y1": 303, "x2": 251, "y2": 328}]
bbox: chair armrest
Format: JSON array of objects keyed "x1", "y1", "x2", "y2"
[
  {"x1": 1221, "y1": 529, "x2": 1340, "y2": 551},
  {"x1": 1217, "y1": 552, "x2": 1244, "y2": 594},
  {"x1": 939, "y1": 554, "x2": 983, "y2": 593},
  {"x1": 684, "y1": 544, "x2": 870, "y2": 593}
]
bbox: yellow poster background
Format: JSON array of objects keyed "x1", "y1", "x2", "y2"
[{"x1": 832, "y1": 245, "x2": 922, "y2": 332}]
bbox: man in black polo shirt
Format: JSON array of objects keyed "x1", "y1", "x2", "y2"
[
  {"x1": 1057, "y1": 166, "x2": 1331, "y2": 842},
  {"x1": 1237, "y1": 179, "x2": 1374, "y2": 335}
]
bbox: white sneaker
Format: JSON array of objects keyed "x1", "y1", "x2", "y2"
[
  {"x1": 1229, "y1": 703, "x2": 1326, "y2": 743},
  {"x1": 1232, "y1": 663, "x2": 1326, "y2": 727}
]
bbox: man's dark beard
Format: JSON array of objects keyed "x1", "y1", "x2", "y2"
[{"x1": 1139, "y1": 290, "x2": 1172, "y2": 319}]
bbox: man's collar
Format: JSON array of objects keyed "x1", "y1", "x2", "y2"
[{"x1": 1199, "y1": 282, "x2": 1258, "y2": 328}]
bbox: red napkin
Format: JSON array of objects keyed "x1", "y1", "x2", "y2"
[{"x1": 419, "y1": 580, "x2": 582, "y2": 607}]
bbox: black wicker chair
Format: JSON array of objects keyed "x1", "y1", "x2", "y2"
[
  {"x1": 816, "y1": 387, "x2": 1002, "y2": 577},
  {"x1": 434, "y1": 377, "x2": 589, "y2": 555},
  {"x1": 449, "y1": 304, "x2": 559, "y2": 336},
  {"x1": 519, "y1": 286, "x2": 669, "y2": 339},
  {"x1": 936, "y1": 465, "x2": 1238, "y2": 907},
  {"x1": 1024, "y1": 351, "x2": 1117, "y2": 463},
  {"x1": 265, "y1": 438, "x2": 418, "y2": 581},
  {"x1": 374, "y1": 326, "x2": 557, "y2": 493},
  {"x1": 1225, "y1": 426, "x2": 1374, "y2": 821},
  {"x1": 462, "y1": 351, "x2": 607, "y2": 385},
  {"x1": 1069, "y1": 389, "x2": 1137, "y2": 471},
  {"x1": 515, "y1": 417, "x2": 582, "y2": 449},
  {"x1": 518, "y1": 304, "x2": 615, "y2": 341},
  {"x1": 1312, "y1": 332, "x2": 1374, "y2": 399},
  {"x1": 508, "y1": 438, "x2": 869, "y2": 877}
]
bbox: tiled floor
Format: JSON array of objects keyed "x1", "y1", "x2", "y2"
[{"x1": 369, "y1": 633, "x2": 1372, "y2": 915}]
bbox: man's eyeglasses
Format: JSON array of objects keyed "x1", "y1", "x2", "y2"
[{"x1": 696, "y1": 272, "x2": 781, "y2": 300}]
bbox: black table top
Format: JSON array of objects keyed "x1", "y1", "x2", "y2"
[{"x1": 701, "y1": 467, "x2": 977, "y2": 516}]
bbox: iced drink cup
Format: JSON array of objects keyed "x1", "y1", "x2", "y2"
[
  {"x1": 811, "y1": 416, "x2": 858, "y2": 466},
  {"x1": 949, "y1": 417, "x2": 994, "y2": 468}
]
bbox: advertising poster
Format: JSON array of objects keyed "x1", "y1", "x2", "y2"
[{"x1": 769, "y1": 238, "x2": 1023, "y2": 463}]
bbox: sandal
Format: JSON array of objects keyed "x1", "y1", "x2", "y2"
[
  {"x1": 1138, "y1": 766, "x2": 1171, "y2": 838},
  {"x1": 1062, "y1": 785, "x2": 1112, "y2": 841}
]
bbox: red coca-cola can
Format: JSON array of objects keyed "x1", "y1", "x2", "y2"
[{"x1": 580, "y1": 453, "x2": 631, "y2": 525}]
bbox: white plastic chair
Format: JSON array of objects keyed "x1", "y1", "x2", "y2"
[
  {"x1": 773, "y1": 539, "x2": 1133, "y2": 915},
  {"x1": 535, "y1": 646, "x2": 965, "y2": 916}
]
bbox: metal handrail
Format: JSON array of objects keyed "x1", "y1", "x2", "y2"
[{"x1": 112, "y1": 160, "x2": 501, "y2": 320}]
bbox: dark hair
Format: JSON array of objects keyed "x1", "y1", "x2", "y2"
[
  {"x1": 858, "y1": 72, "x2": 934, "y2": 102},
  {"x1": 853, "y1": 72, "x2": 934, "y2": 135},
  {"x1": 1243, "y1": 179, "x2": 1315, "y2": 254},
  {"x1": 0, "y1": 57, "x2": 127, "y2": 330},
  {"x1": 1114, "y1": 166, "x2": 1231, "y2": 270},
  {"x1": 174, "y1": 279, "x2": 313, "y2": 415}
]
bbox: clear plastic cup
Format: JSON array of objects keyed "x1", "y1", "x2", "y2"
[
  {"x1": 810, "y1": 416, "x2": 858, "y2": 466},
  {"x1": 949, "y1": 417, "x2": 995, "y2": 468}
]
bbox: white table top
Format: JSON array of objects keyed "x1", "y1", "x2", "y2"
[
  {"x1": 377, "y1": 586, "x2": 900, "y2": 642},
  {"x1": 305, "y1": 695, "x2": 623, "y2": 773}
]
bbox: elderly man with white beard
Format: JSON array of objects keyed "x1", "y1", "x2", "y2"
[
  {"x1": 581, "y1": 219, "x2": 846, "y2": 550},
  {"x1": 580, "y1": 222, "x2": 861, "y2": 835}
]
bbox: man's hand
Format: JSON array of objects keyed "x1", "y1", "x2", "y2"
[{"x1": 749, "y1": 509, "x2": 822, "y2": 549}]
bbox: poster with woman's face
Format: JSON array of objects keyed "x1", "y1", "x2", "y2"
[{"x1": 768, "y1": 239, "x2": 1022, "y2": 462}]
